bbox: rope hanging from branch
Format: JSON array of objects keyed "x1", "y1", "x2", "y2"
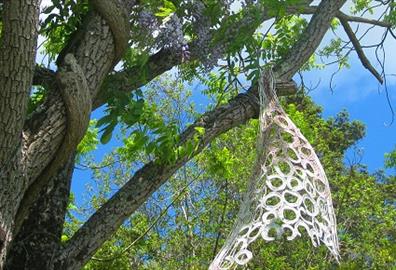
[{"x1": 210, "y1": 69, "x2": 339, "y2": 270}]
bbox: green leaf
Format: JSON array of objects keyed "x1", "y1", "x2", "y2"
[
  {"x1": 155, "y1": 0, "x2": 176, "y2": 18},
  {"x1": 100, "y1": 123, "x2": 116, "y2": 144},
  {"x1": 96, "y1": 114, "x2": 116, "y2": 127},
  {"x1": 194, "y1": 126, "x2": 205, "y2": 135}
]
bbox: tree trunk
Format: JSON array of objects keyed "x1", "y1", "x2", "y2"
[
  {"x1": 4, "y1": 156, "x2": 75, "y2": 270},
  {"x1": 0, "y1": 0, "x2": 348, "y2": 269},
  {"x1": 0, "y1": 0, "x2": 41, "y2": 267}
]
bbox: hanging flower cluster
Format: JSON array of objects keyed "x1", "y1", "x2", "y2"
[
  {"x1": 190, "y1": 1, "x2": 227, "y2": 70},
  {"x1": 157, "y1": 14, "x2": 187, "y2": 50}
]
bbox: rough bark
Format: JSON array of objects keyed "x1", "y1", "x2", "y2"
[
  {"x1": 16, "y1": 0, "x2": 131, "y2": 233},
  {"x1": 0, "y1": 0, "x2": 351, "y2": 269},
  {"x1": 55, "y1": 87, "x2": 261, "y2": 270},
  {"x1": 92, "y1": 0, "x2": 315, "y2": 109},
  {"x1": 4, "y1": 155, "x2": 75, "y2": 270},
  {"x1": 55, "y1": 1, "x2": 347, "y2": 268},
  {"x1": 0, "y1": 0, "x2": 41, "y2": 267},
  {"x1": 1, "y1": 0, "x2": 130, "y2": 268},
  {"x1": 14, "y1": 53, "x2": 92, "y2": 234}
]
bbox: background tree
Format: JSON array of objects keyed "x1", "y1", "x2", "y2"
[
  {"x1": 68, "y1": 77, "x2": 394, "y2": 269},
  {"x1": 0, "y1": 0, "x2": 395, "y2": 269}
]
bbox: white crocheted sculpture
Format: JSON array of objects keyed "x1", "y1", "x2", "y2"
[{"x1": 209, "y1": 69, "x2": 339, "y2": 270}]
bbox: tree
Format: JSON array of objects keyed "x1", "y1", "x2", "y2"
[
  {"x1": 0, "y1": 0, "x2": 395, "y2": 269},
  {"x1": 71, "y1": 79, "x2": 395, "y2": 270}
]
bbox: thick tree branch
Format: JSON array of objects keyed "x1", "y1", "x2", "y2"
[
  {"x1": 5, "y1": 155, "x2": 75, "y2": 270},
  {"x1": 15, "y1": 54, "x2": 92, "y2": 233},
  {"x1": 301, "y1": 6, "x2": 393, "y2": 28},
  {"x1": 90, "y1": 0, "x2": 130, "y2": 62},
  {"x1": 16, "y1": 0, "x2": 131, "y2": 236},
  {"x1": 57, "y1": 1, "x2": 346, "y2": 268},
  {"x1": 339, "y1": 16, "x2": 384, "y2": 84},
  {"x1": 23, "y1": 5, "x2": 129, "y2": 189},
  {"x1": 93, "y1": 0, "x2": 315, "y2": 109},
  {"x1": 275, "y1": 0, "x2": 347, "y2": 80},
  {"x1": 336, "y1": 12, "x2": 392, "y2": 28}
]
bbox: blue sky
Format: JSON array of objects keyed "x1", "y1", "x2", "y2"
[
  {"x1": 304, "y1": 57, "x2": 396, "y2": 173},
  {"x1": 70, "y1": 59, "x2": 396, "y2": 207},
  {"x1": 36, "y1": 0, "x2": 396, "y2": 207}
]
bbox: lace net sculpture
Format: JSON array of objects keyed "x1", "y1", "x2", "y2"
[{"x1": 209, "y1": 70, "x2": 339, "y2": 270}]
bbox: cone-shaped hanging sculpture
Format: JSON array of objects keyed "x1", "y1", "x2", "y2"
[{"x1": 210, "y1": 69, "x2": 339, "y2": 270}]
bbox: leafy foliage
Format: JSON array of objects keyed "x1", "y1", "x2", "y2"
[
  {"x1": 40, "y1": 0, "x2": 89, "y2": 61},
  {"x1": 66, "y1": 77, "x2": 395, "y2": 270},
  {"x1": 31, "y1": 0, "x2": 396, "y2": 269}
]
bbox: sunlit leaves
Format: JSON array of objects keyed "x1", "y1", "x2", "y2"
[
  {"x1": 384, "y1": 2, "x2": 396, "y2": 29},
  {"x1": 28, "y1": 86, "x2": 47, "y2": 114},
  {"x1": 351, "y1": 0, "x2": 373, "y2": 14},
  {"x1": 76, "y1": 120, "x2": 99, "y2": 161},
  {"x1": 40, "y1": 0, "x2": 89, "y2": 60},
  {"x1": 385, "y1": 146, "x2": 396, "y2": 169},
  {"x1": 96, "y1": 90, "x2": 145, "y2": 144},
  {"x1": 155, "y1": 0, "x2": 177, "y2": 18}
]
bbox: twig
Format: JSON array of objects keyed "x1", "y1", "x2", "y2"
[
  {"x1": 339, "y1": 17, "x2": 384, "y2": 84},
  {"x1": 91, "y1": 177, "x2": 197, "y2": 262},
  {"x1": 212, "y1": 179, "x2": 229, "y2": 259}
]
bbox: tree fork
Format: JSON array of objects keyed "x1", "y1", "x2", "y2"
[
  {"x1": 14, "y1": 54, "x2": 92, "y2": 235},
  {"x1": 3, "y1": 0, "x2": 131, "y2": 269},
  {"x1": 14, "y1": 0, "x2": 131, "y2": 234}
]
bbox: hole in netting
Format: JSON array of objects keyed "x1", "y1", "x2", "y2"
[
  {"x1": 318, "y1": 198, "x2": 328, "y2": 213},
  {"x1": 275, "y1": 160, "x2": 292, "y2": 176},
  {"x1": 253, "y1": 206, "x2": 264, "y2": 221},
  {"x1": 284, "y1": 191, "x2": 300, "y2": 205},
  {"x1": 294, "y1": 167, "x2": 306, "y2": 178},
  {"x1": 238, "y1": 226, "x2": 250, "y2": 237},
  {"x1": 314, "y1": 178, "x2": 327, "y2": 193},
  {"x1": 264, "y1": 153, "x2": 274, "y2": 167},
  {"x1": 280, "y1": 131, "x2": 294, "y2": 143},
  {"x1": 232, "y1": 239, "x2": 245, "y2": 254},
  {"x1": 235, "y1": 249, "x2": 253, "y2": 265},
  {"x1": 262, "y1": 212, "x2": 276, "y2": 224},
  {"x1": 297, "y1": 223, "x2": 310, "y2": 235},
  {"x1": 283, "y1": 208, "x2": 297, "y2": 222},
  {"x1": 289, "y1": 178, "x2": 298, "y2": 188},
  {"x1": 275, "y1": 115, "x2": 289, "y2": 128},
  {"x1": 304, "y1": 178, "x2": 315, "y2": 195},
  {"x1": 313, "y1": 220, "x2": 322, "y2": 235},
  {"x1": 303, "y1": 196, "x2": 317, "y2": 215},
  {"x1": 304, "y1": 162, "x2": 315, "y2": 175},
  {"x1": 287, "y1": 147, "x2": 300, "y2": 162},
  {"x1": 219, "y1": 258, "x2": 233, "y2": 269},
  {"x1": 282, "y1": 225, "x2": 294, "y2": 239},
  {"x1": 269, "y1": 177, "x2": 284, "y2": 189},
  {"x1": 321, "y1": 217, "x2": 330, "y2": 227},
  {"x1": 248, "y1": 225, "x2": 261, "y2": 240},
  {"x1": 300, "y1": 209, "x2": 313, "y2": 224},
  {"x1": 268, "y1": 109, "x2": 278, "y2": 118},
  {"x1": 288, "y1": 177, "x2": 303, "y2": 191},
  {"x1": 264, "y1": 194, "x2": 281, "y2": 207},
  {"x1": 316, "y1": 215, "x2": 324, "y2": 224},
  {"x1": 300, "y1": 146, "x2": 312, "y2": 157},
  {"x1": 265, "y1": 166, "x2": 277, "y2": 177}
]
